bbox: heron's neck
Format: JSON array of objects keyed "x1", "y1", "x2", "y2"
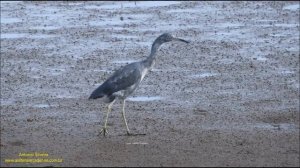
[{"x1": 144, "y1": 40, "x2": 162, "y2": 69}]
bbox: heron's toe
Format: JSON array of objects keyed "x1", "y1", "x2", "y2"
[{"x1": 99, "y1": 127, "x2": 109, "y2": 136}]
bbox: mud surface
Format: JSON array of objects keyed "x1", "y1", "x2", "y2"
[{"x1": 1, "y1": 1, "x2": 299, "y2": 167}]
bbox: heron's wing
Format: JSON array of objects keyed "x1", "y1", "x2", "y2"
[{"x1": 102, "y1": 63, "x2": 142, "y2": 94}]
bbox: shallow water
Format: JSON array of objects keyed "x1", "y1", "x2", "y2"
[
  {"x1": 1, "y1": 33, "x2": 27, "y2": 39},
  {"x1": 46, "y1": 68, "x2": 67, "y2": 76},
  {"x1": 253, "y1": 123, "x2": 299, "y2": 132},
  {"x1": 89, "y1": 13, "x2": 151, "y2": 27},
  {"x1": 0, "y1": 17, "x2": 22, "y2": 24},
  {"x1": 1, "y1": 33, "x2": 57, "y2": 39},
  {"x1": 274, "y1": 23, "x2": 299, "y2": 28},
  {"x1": 33, "y1": 104, "x2": 51, "y2": 108},
  {"x1": 97, "y1": 1, "x2": 181, "y2": 10},
  {"x1": 1, "y1": 99, "x2": 16, "y2": 106},
  {"x1": 167, "y1": 8, "x2": 201, "y2": 13},
  {"x1": 283, "y1": 4, "x2": 300, "y2": 11},
  {"x1": 112, "y1": 60, "x2": 137, "y2": 64},
  {"x1": 278, "y1": 68, "x2": 295, "y2": 75},
  {"x1": 190, "y1": 72, "x2": 218, "y2": 78},
  {"x1": 31, "y1": 26, "x2": 60, "y2": 30}
]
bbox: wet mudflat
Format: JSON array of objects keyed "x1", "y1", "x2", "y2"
[{"x1": 1, "y1": 1, "x2": 299, "y2": 167}]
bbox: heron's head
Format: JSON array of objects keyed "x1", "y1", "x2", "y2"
[{"x1": 157, "y1": 33, "x2": 190, "y2": 44}]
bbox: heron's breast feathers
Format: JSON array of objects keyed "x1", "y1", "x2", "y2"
[{"x1": 141, "y1": 67, "x2": 149, "y2": 81}]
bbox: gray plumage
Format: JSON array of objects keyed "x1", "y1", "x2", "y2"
[
  {"x1": 89, "y1": 62, "x2": 143, "y2": 102},
  {"x1": 89, "y1": 33, "x2": 189, "y2": 136}
]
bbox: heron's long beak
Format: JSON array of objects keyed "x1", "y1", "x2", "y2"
[{"x1": 173, "y1": 37, "x2": 190, "y2": 44}]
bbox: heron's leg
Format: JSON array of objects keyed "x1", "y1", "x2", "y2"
[
  {"x1": 100, "y1": 100, "x2": 115, "y2": 136},
  {"x1": 121, "y1": 99, "x2": 131, "y2": 135},
  {"x1": 121, "y1": 100, "x2": 146, "y2": 136}
]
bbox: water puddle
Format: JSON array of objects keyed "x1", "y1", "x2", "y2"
[
  {"x1": 207, "y1": 30, "x2": 248, "y2": 42},
  {"x1": 111, "y1": 34, "x2": 139, "y2": 39},
  {"x1": 24, "y1": 5, "x2": 86, "y2": 28},
  {"x1": 124, "y1": 1, "x2": 181, "y2": 8},
  {"x1": 1, "y1": 17, "x2": 22, "y2": 24},
  {"x1": 279, "y1": 69, "x2": 295, "y2": 75},
  {"x1": 218, "y1": 58, "x2": 235, "y2": 64},
  {"x1": 83, "y1": 69, "x2": 112, "y2": 73},
  {"x1": 30, "y1": 34, "x2": 57, "y2": 39},
  {"x1": 93, "y1": 1, "x2": 181, "y2": 10},
  {"x1": 92, "y1": 82, "x2": 104, "y2": 86},
  {"x1": 89, "y1": 13, "x2": 151, "y2": 27},
  {"x1": 63, "y1": 2, "x2": 85, "y2": 6},
  {"x1": 30, "y1": 15, "x2": 65, "y2": 24},
  {"x1": 283, "y1": 4, "x2": 300, "y2": 11},
  {"x1": 1, "y1": 33, "x2": 56, "y2": 39},
  {"x1": 89, "y1": 18, "x2": 135, "y2": 27},
  {"x1": 138, "y1": 24, "x2": 200, "y2": 32},
  {"x1": 124, "y1": 13, "x2": 152, "y2": 20},
  {"x1": 1, "y1": 99, "x2": 16, "y2": 106},
  {"x1": 33, "y1": 104, "x2": 50, "y2": 108},
  {"x1": 269, "y1": 33, "x2": 290, "y2": 37},
  {"x1": 255, "y1": 56, "x2": 268, "y2": 61},
  {"x1": 152, "y1": 68, "x2": 192, "y2": 72},
  {"x1": 167, "y1": 8, "x2": 201, "y2": 13},
  {"x1": 291, "y1": 81, "x2": 299, "y2": 89},
  {"x1": 1, "y1": 33, "x2": 27, "y2": 39},
  {"x1": 0, "y1": 1, "x2": 21, "y2": 4},
  {"x1": 46, "y1": 68, "x2": 66, "y2": 76},
  {"x1": 190, "y1": 72, "x2": 218, "y2": 78},
  {"x1": 274, "y1": 23, "x2": 299, "y2": 28},
  {"x1": 254, "y1": 123, "x2": 299, "y2": 131},
  {"x1": 250, "y1": 21, "x2": 299, "y2": 29},
  {"x1": 55, "y1": 94, "x2": 77, "y2": 99},
  {"x1": 112, "y1": 60, "x2": 137, "y2": 64},
  {"x1": 127, "y1": 96, "x2": 163, "y2": 102},
  {"x1": 31, "y1": 26, "x2": 60, "y2": 30},
  {"x1": 126, "y1": 142, "x2": 148, "y2": 145},
  {"x1": 29, "y1": 75, "x2": 42, "y2": 79},
  {"x1": 217, "y1": 23, "x2": 244, "y2": 28},
  {"x1": 256, "y1": 19, "x2": 278, "y2": 22},
  {"x1": 84, "y1": 4, "x2": 103, "y2": 10}
]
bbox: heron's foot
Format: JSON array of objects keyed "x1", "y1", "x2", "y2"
[
  {"x1": 99, "y1": 127, "x2": 109, "y2": 136},
  {"x1": 126, "y1": 131, "x2": 146, "y2": 136}
]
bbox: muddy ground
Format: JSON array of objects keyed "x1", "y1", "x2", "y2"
[{"x1": 1, "y1": 1, "x2": 299, "y2": 167}]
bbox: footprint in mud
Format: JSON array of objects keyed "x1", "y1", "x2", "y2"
[
  {"x1": 193, "y1": 108, "x2": 208, "y2": 116},
  {"x1": 9, "y1": 140, "x2": 25, "y2": 146},
  {"x1": 27, "y1": 118, "x2": 35, "y2": 122}
]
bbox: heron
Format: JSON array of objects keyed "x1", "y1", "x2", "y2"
[{"x1": 89, "y1": 33, "x2": 190, "y2": 136}]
